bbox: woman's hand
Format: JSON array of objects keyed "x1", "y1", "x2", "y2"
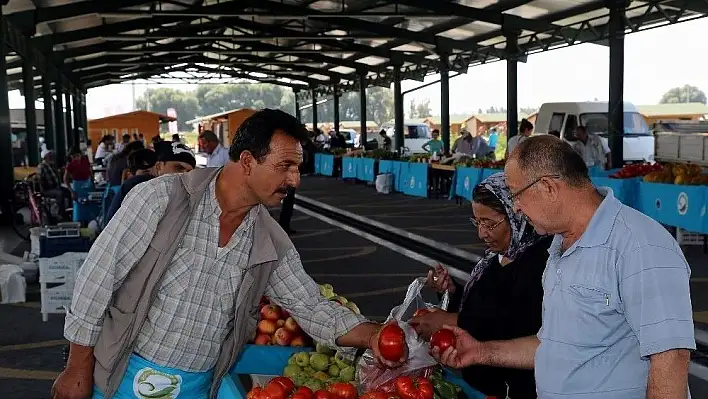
[
  {"x1": 410, "y1": 310, "x2": 457, "y2": 341},
  {"x1": 426, "y1": 264, "x2": 456, "y2": 294}
]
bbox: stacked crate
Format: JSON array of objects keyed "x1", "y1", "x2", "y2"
[{"x1": 39, "y1": 225, "x2": 90, "y2": 322}]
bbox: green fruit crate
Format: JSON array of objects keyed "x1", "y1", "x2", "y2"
[{"x1": 217, "y1": 345, "x2": 492, "y2": 399}]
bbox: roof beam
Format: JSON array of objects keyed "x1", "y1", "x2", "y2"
[
  {"x1": 7, "y1": 0, "x2": 156, "y2": 25},
  {"x1": 31, "y1": 1, "x2": 248, "y2": 46},
  {"x1": 254, "y1": 0, "x2": 505, "y2": 56},
  {"x1": 221, "y1": 17, "x2": 437, "y2": 68}
]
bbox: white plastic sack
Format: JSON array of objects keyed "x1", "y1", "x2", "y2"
[
  {"x1": 0, "y1": 264, "x2": 27, "y2": 304},
  {"x1": 375, "y1": 173, "x2": 393, "y2": 194}
]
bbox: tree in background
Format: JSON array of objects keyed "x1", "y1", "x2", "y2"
[
  {"x1": 135, "y1": 84, "x2": 394, "y2": 130},
  {"x1": 660, "y1": 84, "x2": 707, "y2": 104},
  {"x1": 406, "y1": 98, "x2": 432, "y2": 119},
  {"x1": 292, "y1": 87, "x2": 393, "y2": 126}
]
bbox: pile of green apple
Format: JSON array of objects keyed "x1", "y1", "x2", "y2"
[
  {"x1": 319, "y1": 284, "x2": 361, "y2": 315},
  {"x1": 283, "y1": 344, "x2": 357, "y2": 392}
]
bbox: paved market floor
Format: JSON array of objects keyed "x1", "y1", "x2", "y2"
[
  {"x1": 296, "y1": 176, "x2": 708, "y2": 330},
  {"x1": 0, "y1": 210, "x2": 439, "y2": 398}
]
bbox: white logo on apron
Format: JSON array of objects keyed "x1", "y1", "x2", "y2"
[{"x1": 133, "y1": 367, "x2": 183, "y2": 399}]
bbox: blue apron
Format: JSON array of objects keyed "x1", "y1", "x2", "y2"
[{"x1": 93, "y1": 353, "x2": 214, "y2": 399}]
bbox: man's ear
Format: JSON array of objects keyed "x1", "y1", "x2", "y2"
[{"x1": 240, "y1": 150, "x2": 254, "y2": 176}]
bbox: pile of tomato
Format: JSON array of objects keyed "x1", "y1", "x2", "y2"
[
  {"x1": 248, "y1": 377, "x2": 358, "y2": 399},
  {"x1": 609, "y1": 163, "x2": 663, "y2": 179}
]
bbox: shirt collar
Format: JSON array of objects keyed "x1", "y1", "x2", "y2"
[{"x1": 548, "y1": 187, "x2": 622, "y2": 256}]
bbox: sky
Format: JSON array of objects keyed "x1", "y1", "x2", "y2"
[{"x1": 7, "y1": 17, "x2": 708, "y2": 119}]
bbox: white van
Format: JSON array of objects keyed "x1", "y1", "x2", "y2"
[
  {"x1": 379, "y1": 121, "x2": 433, "y2": 154},
  {"x1": 533, "y1": 102, "x2": 654, "y2": 163}
]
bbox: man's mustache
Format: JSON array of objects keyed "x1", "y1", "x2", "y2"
[{"x1": 275, "y1": 186, "x2": 295, "y2": 194}]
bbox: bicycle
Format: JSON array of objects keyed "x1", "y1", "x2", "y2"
[{"x1": 12, "y1": 173, "x2": 62, "y2": 241}]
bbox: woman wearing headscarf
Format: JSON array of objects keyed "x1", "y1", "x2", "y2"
[{"x1": 412, "y1": 173, "x2": 552, "y2": 399}]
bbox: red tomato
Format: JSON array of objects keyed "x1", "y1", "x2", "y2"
[
  {"x1": 313, "y1": 390, "x2": 334, "y2": 399},
  {"x1": 247, "y1": 387, "x2": 263, "y2": 399},
  {"x1": 270, "y1": 377, "x2": 295, "y2": 395},
  {"x1": 264, "y1": 381, "x2": 289, "y2": 399},
  {"x1": 328, "y1": 382, "x2": 358, "y2": 399},
  {"x1": 295, "y1": 387, "x2": 314, "y2": 399},
  {"x1": 394, "y1": 376, "x2": 434, "y2": 399},
  {"x1": 360, "y1": 391, "x2": 388, "y2": 399},
  {"x1": 429, "y1": 328, "x2": 456, "y2": 352},
  {"x1": 292, "y1": 393, "x2": 311, "y2": 399},
  {"x1": 377, "y1": 324, "x2": 406, "y2": 361},
  {"x1": 413, "y1": 308, "x2": 431, "y2": 318}
]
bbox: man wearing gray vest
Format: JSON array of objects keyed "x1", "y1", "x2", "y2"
[
  {"x1": 53, "y1": 109, "x2": 407, "y2": 399},
  {"x1": 433, "y1": 136, "x2": 695, "y2": 399}
]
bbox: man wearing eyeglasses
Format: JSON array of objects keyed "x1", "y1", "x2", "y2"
[{"x1": 432, "y1": 135, "x2": 695, "y2": 399}]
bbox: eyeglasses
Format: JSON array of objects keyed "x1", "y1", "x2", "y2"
[
  {"x1": 469, "y1": 217, "x2": 505, "y2": 231},
  {"x1": 509, "y1": 174, "x2": 561, "y2": 201}
]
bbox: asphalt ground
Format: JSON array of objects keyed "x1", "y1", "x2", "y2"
[
  {"x1": 0, "y1": 210, "x2": 439, "y2": 398},
  {"x1": 296, "y1": 176, "x2": 708, "y2": 330}
]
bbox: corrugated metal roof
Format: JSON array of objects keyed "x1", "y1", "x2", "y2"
[{"x1": 3, "y1": 0, "x2": 707, "y2": 93}]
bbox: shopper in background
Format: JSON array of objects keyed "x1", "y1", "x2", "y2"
[
  {"x1": 93, "y1": 135, "x2": 114, "y2": 166},
  {"x1": 198, "y1": 129, "x2": 229, "y2": 167},
  {"x1": 572, "y1": 125, "x2": 611, "y2": 172},
  {"x1": 38, "y1": 149, "x2": 71, "y2": 220},
  {"x1": 506, "y1": 118, "x2": 533, "y2": 156},
  {"x1": 422, "y1": 129, "x2": 444, "y2": 155},
  {"x1": 487, "y1": 128, "x2": 499, "y2": 153},
  {"x1": 434, "y1": 135, "x2": 694, "y2": 399},
  {"x1": 105, "y1": 141, "x2": 144, "y2": 186},
  {"x1": 413, "y1": 172, "x2": 550, "y2": 398},
  {"x1": 114, "y1": 134, "x2": 131, "y2": 153},
  {"x1": 104, "y1": 144, "x2": 197, "y2": 225},
  {"x1": 64, "y1": 147, "x2": 93, "y2": 200}
]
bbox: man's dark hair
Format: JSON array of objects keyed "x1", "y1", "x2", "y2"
[
  {"x1": 199, "y1": 130, "x2": 219, "y2": 143},
  {"x1": 127, "y1": 149, "x2": 157, "y2": 175},
  {"x1": 512, "y1": 135, "x2": 590, "y2": 188},
  {"x1": 121, "y1": 133, "x2": 131, "y2": 142},
  {"x1": 229, "y1": 109, "x2": 308, "y2": 162},
  {"x1": 576, "y1": 125, "x2": 587, "y2": 134},
  {"x1": 432, "y1": 129, "x2": 440, "y2": 134},
  {"x1": 69, "y1": 146, "x2": 82, "y2": 157}
]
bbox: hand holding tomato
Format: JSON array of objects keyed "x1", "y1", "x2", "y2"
[
  {"x1": 429, "y1": 325, "x2": 484, "y2": 369},
  {"x1": 426, "y1": 265, "x2": 455, "y2": 294},
  {"x1": 410, "y1": 310, "x2": 457, "y2": 341},
  {"x1": 371, "y1": 322, "x2": 408, "y2": 368}
]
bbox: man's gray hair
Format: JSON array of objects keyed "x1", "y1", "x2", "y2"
[{"x1": 510, "y1": 135, "x2": 591, "y2": 188}]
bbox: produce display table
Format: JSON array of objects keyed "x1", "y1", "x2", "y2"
[{"x1": 218, "y1": 345, "x2": 490, "y2": 399}]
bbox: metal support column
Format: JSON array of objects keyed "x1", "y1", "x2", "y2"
[
  {"x1": 505, "y1": 31, "x2": 520, "y2": 142},
  {"x1": 42, "y1": 72, "x2": 55, "y2": 152},
  {"x1": 72, "y1": 92, "x2": 82, "y2": 146},
  {"x1": 311, "y1": 88, "x2": 318, "y2": 132},
  {"x1": 393, "y1": 67, "x2": 404, "y2": 152},
  {"x1": 439, "y1": 57, "x2": 451, "y2": 153},
  {"x1": 64, "y1": 92, "x2": 73, "y2": 149},
  {"x1": 359, "y1": 74, "x2": 367, "y2": 148},
  {"x1": 333, "y1": 87, "x2": 340, "y2": 134},
  {"x1": 0, "y1": 37, "x2": 13, "y2": 222},
  {"x1": 294, "y1": 91, "x2": 301, "y2": 123},
  {"x1": 608, "y1": 1, "x2": 627, "y2": 168},
  {"x1": 54, "y1": 81, "x2": 67, "y2": 166},
  {"x1": 80, "y1": 92, "x2": 88, "y2": 142},
  {"x1": 22, "y1": 56, "x2": 38, "y2": 166}
]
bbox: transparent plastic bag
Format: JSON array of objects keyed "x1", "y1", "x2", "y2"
[{"x1": 356, "y1": 277, "x2": 450, "y2": 393}]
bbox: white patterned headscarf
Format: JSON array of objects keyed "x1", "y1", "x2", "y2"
[{"x1": 459, "y1": 172, "x2": 545, "y2": 308}]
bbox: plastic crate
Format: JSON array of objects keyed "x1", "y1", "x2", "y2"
[
  {"x1": 38, "y1": 252, "x2": 88, "y2": 284},
  {"x1": 40, "y1": 283, "x2": 74, "y2": 314},
  {"x1": 677, "y1": 228, "x2": 706, "y2": 246},
  {"x1": 39, "y1": 236, "x2": 90, "y2": 258}
]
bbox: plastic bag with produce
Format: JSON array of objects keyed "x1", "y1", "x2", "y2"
[{"x1": 356, "y1": 278, "x2": 449, "y2": 393}]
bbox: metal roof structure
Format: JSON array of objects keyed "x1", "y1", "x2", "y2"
[{"x1": 2, "y1": 0, "x2": 708, "y2": 99}]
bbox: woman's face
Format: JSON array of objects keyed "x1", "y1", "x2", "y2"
[{"x1": 471, "y1": 201, "x2": 511, "y2": 253}]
